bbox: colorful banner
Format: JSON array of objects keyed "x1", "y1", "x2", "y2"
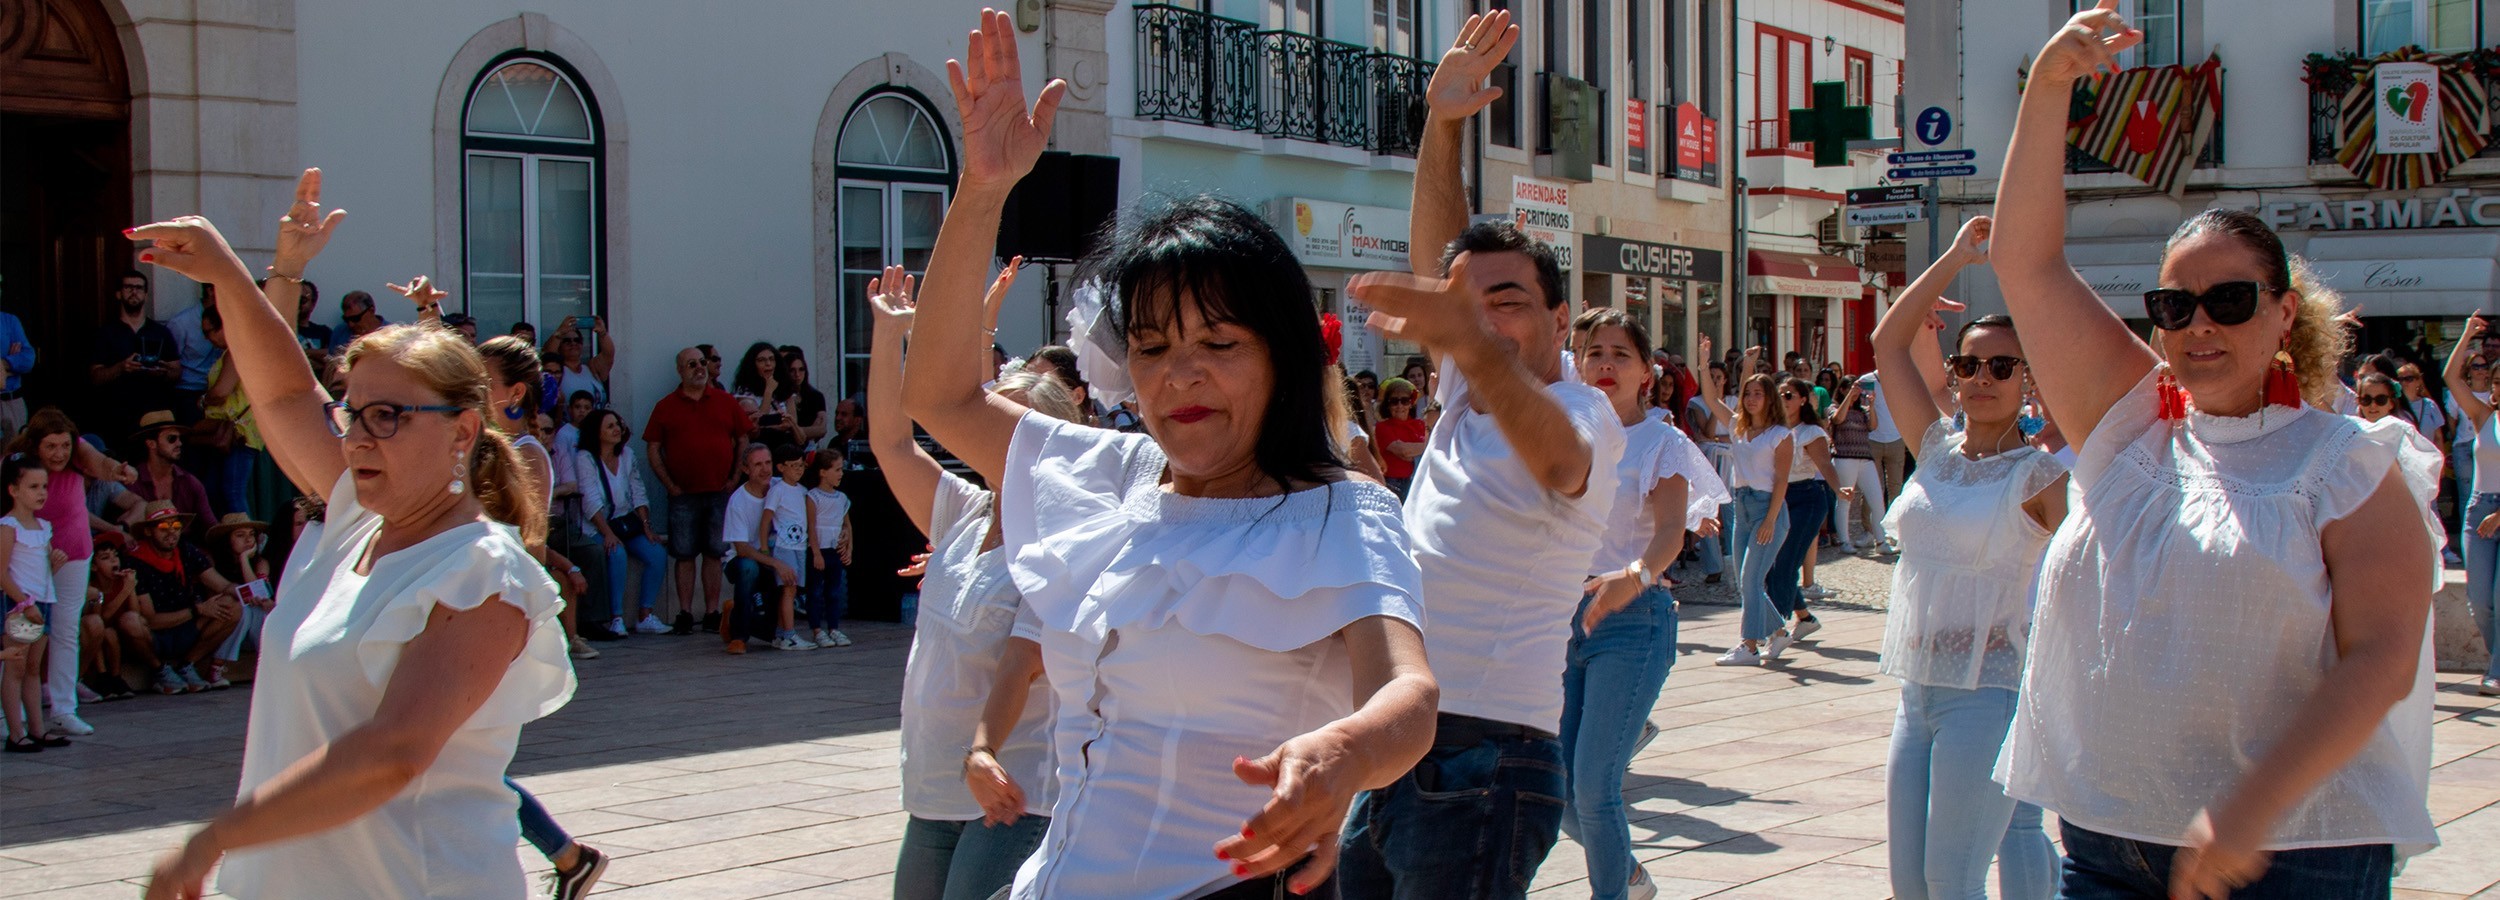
[
  {"x1": 2064, "y1": 53, "x2": 2222, "y2": 196},
  {"x1": 2323, "y1": 48, "x2": 2493, "y2": 190},
  {"x1": 2375, "y1": 61, "x2": 2443, "y2": 153}
]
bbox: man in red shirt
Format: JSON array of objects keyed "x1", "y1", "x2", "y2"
[{"x1": 646, "y1": 346, "x2": 754, "y2": 635}]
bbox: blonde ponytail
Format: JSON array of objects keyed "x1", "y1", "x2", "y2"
[{"x1": 468, "y1": 427, "x2": 546, "y2": 548}]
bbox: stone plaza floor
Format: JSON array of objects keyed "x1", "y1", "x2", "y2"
[{"x1": 9, "y1": 557, "x2": 2500, "y2": 898}]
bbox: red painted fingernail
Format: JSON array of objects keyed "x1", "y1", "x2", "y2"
[
  {"x1": 1293, "y1": 885, "x2": 1312, "y2": 896},
  {"x1": 1215, "y1": 848, "x2": 1229, "y2": 860},
  {"x1": 1232, "y1": 862, "x2": 1249, "y2": 877},
  {"x1": 121, "y1": 228, "x2": 135, "y2": 235},
  {"x1": 138, "y1": 253, "x2": 152, "y2": 263},
  {"x1": 1241, "y1": 827, "x2": 1255, "y2": 839}
]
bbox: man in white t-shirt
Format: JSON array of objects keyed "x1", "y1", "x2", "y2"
[
  {"x1": 1858, "y1": 372, "x2": 1907, "y2": 508},
  {"x1": 1336, "y1": 14, "x2": 1626, "y2": 896}
]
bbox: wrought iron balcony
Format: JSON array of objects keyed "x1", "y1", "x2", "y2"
[
  {"x1": 2306, "y1": 50, "x2": 2500, "y2": 164},
  {"x1": 1133, "y1": 4, "x2": 1436, "y2": 156}
]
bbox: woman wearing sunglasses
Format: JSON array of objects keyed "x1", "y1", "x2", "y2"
[
  {"x1": 1769, "y1": 374, "x2": 1853, "y2": 632},
  {"x1": 1869, "y1": 214, "x2": 2068, "y2": 900},
  {"x1": 130, "y1": 170, "x2": 574, "y2": 900},
  {"x1": 2443, "y1": 319, "x2": 2500, "y2": 698},
  {"x1": 1990, "y1": 4, "x2": 2445, "y2": 897}
]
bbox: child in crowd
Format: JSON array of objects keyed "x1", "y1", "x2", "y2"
[
  {"x1": 802, "y1": 449, "x2": 854, "y2": 648},
  {"x1": 206, "y1": 514, "x2": 273, "y2": 686},
  {"x1": 0, "y1": 454, "x2": 62, "y2": 752},
  {"x1": 758, "y1": 443, "x2": 817, "y2": 651},
  {"x1": 79, "y1": 534, "x2": 140, "y2": 701}
]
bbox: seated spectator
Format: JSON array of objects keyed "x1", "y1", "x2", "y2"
[
  {"x1": 440, "y1": 312, "x2": 479, "y2": 344},
  {"x1": 79, "y1": 532, "x2": 141, "y2": 701},
  {"x1": 124, "y1": 503, "x2": 237, "y2": 694},
  {"x1": 332, "y1": 289, "x2": 386, "y2": 351},
  {"x1": 126, "y1": 411, "x2": 217, "y2": 533},
  {"x1": 205, "y1": 513, "x2": 270, "y2": 683},
  {"x1": 291, "y1": 279, "x2": 332, "y2": 352},
  {"x1": 511, "y1": 321, "x2": 538, "y2": 347}
]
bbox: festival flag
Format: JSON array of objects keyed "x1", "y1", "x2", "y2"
[{"x1": 2065, "y1": 52, "x2": 2223, "y2": 196}]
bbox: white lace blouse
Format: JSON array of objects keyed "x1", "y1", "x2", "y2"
[
  {"x1": 1879, "y1": 420, "x2": 2066, "y2": 691},
  {"x1": 1000, "y1": 413, "x2": 1424, "y2": 900},
  {"x1": 1998, "y1": 371, "x2": 2444, "y2": 854}
]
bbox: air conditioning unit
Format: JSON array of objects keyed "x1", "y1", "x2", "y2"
[{"x1": 1817, "y1": 213, "x2": 1860, "y2": 247}]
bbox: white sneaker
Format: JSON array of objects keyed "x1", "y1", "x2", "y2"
[
  {"x1": 1626, "y1": 867, "x2": 1659, "y2": 900},
  {"x1": 1792, "y1": 617, "x2": 1823, "y2": 642},
  {"x1": 771, "y1": 634, "x2": 818, "y2": 651},
  {"x1": 1766, "y1": 631, "x2": 1795, "y2": 660},
  {"x1": 1802, "y1": 584, "x2": 1837, "y2": 600},
  {"x1": 2481, "y1": 677, "x2": 2500, "y2": 697},
  {"x1": 607, "y1": 617, "x2": 628, "y2": 637},
  {"x1": 75, "y1": 682, "x2": 102, "y2": 704},
  {"x1": 634, "y1": 614, "x2": 669, "y2": 635},
  {"x1": 826, "y1": 630, "x2": 853, "y2": 647},
  {"x1": 1715, "y1": 646, "x2": 1762, "y2": 666},
  {"x1": 46, "y1": 713, "x2": 94, "y2": 737},
  {"x1": 812, "y1": 628, "x2": 832, "y2": 646},
  {"x1": 568, "y1": 635, "x2": 600, "y2": 660}
]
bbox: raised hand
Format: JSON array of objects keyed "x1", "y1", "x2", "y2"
[
  {"x1": 1948, "y1": 216, "x2": 1993, "y2": 266},
  {"x1": 128, "y1": 217, "x2": 254, "y2": 290},
  {"x1": 387, "y1": 276, "x2": 449, "y2": 311},
  {"x1": 982, "y1": 256, "x2": 1022, "y2": 323},
  {"x1": 1424, "y1": 11, "x2": 1519, "y2": 123},
  {"x1": 1925, "y1": 297, "x2": 1970, "y2": 333},
  {"x1": 947, "y1": 8, "x2": 1068, "y2": 192},
  {"x1": 1349, "y1": 258, "x2": 1500, "y2": 363},
  {"x1": 2033, "y1": 0, "x2": 2142, "y2": 84},
  {"x1": 269, "y1": 168, "x2": 347, "y2": 279},
  {"x1": 868, "y1": 264, "x2": 918, "y2": 331},
  {"x1": 1213, "y1": 731, "x2": 1366, "y2": 894}
]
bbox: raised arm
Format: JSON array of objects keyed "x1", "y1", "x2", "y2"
[
  {"x1": 586, "y1": 316, "x2": 615, "y2": 382},
  {"x1": 1697, "y1": 337, "x2": 1735, "y2": 431},
  {"x1": 1874, "y1": 216, "x2": 1989, "y2": 448},
  {"x1": 1408, "y1": 11, "x2": 1518, "y2": 277},
  {"x1": 1990, "y1": 0, "x2": 2155, "y2": 446},
  {"x1": 130, "y1": 169, "x2": 345, "y2": 499},
  {"x1": 901, "y1": 9, "x2": 1067, "y2": 486},
  {"x1": 387, "y1": 277, "x2": 447, "y2": 328},
  {"x1": 1353, "y1": 260, "x2": 1594, "y2": 495},
  {"x1": 2447, "y1": 316, "x2": 2493, "y2": 430},
  {"x1": 866, "y1": 265, "x2": 949, "y2": 537}
]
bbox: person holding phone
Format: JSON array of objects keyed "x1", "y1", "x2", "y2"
[
  {"x1": 205, "y1": 512, "x2": 273, "y2": 682},
  {"x1": 549, "y1": 316, "x2": 611, "y2": 410}
]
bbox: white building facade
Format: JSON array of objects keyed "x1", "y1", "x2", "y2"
[{"x1": 1909, "y1": 0, "x2": 2500, "y2": 359}]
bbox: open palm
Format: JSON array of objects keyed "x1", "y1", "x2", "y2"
[
  {"x1": 948, "y1": 8, "x2": 1067, "y2": 191},
  {"x1": 271, "y1": 168, "x2": 347, "y2": 277},
  {"x1": 1425, "y1": 11, "x2": 1520, "y2": 122}
]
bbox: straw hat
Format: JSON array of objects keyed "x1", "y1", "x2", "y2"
[
  {"x1": 206, "y1": 512, "x2": 267, "y2": 544},
  {"x1": 130, "y1": 410, "x2": 181, "y2": 443},
  {"x1": 133, "y1": 500, "x2": 194, "y2": 529}
]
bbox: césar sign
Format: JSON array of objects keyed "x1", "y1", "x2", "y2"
[{"x1": 2257, "y1": 191, "x2": 2500, "y2": 231}]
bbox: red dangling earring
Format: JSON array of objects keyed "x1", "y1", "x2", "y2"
[
  {"x1": 2155, "y1": 364, "x2": 2189, "y2": 421},
  {"x1": 2264, "y1": 335, "x2": 2302, "y2": 409}
]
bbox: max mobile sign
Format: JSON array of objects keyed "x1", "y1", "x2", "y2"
[{"x1": 1282, "y1": 198, "x2": 1411, "y2": 272}]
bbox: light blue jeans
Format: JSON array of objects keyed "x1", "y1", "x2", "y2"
[
  {"x1": 1559, "y1": 585, "x2": 1678, "y2": 900},
  {"x1": 895, "y1": 814, "x2": 1050, "y2": 900},
  {"x1": 1730, "y1": 488, "x2": 1790, "y2": 642},
  {"x1": 2462, "y1": 494, "x2": 2500, "y2": 680},
  {"x1": 1885, "y1": 682, "x2": 2057, "y2": 900},
  {"x1": 603, "y1": 531, "x2": 668, "y2": 624},
  {"x1": 1692, "y1": 501, "x2": 1730, "y2": 577}
]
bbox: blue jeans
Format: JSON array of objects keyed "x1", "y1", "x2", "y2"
[
  {"x1": 603, "y1": 532, "x2": 667, "y2": 623},
  {"x1": 1338, "y1": 715, "x2": 1569, "y2": 899},
  {"x1": 1692, "y1": 501, "x2": 1730, "y2": 577},
  {"x1": 1886, "y1": 683, "x2": 2055, "y2": 900},
  {"x1": 2456, "y1": 455, "x2": 2476, "y2": 546},
  {"x1": 511, "y1": 777, "x2": 570, "y2": 859},
  {"x1": 1730, "y1": 488, "x2": 1790, "y2": 642},
  {"x1": 723, "y1": 557, "x2": 780, "y2": 642},
  {"x1": 894, "y1": 814, "x2": 1050, "y2": 900},
  {"x1": 2464, "y1": 494, "x2": 2500, "y2": 680},
  {"x1": 1559, "y1": 586, "x2": 1677, "y2": 900},
  {"x1": 806, "y1": 556, "x2": 847, "y2": 631},
  {"x1": 2056, "y1": 820, "x2": 2391, "y2": 899},
  {"x1": 214, "y1": 445, "x2": 251, "y2": 520},
  {"x1": 1768, "y1": 479, "x2": 1831, "y2": 618}
]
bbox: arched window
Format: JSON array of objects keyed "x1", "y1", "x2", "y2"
[
  {"x1": 463, "y1": 55, "x2": 603, "y2": 339},
  {"x1": 834, "y1": 92, "x2": 955, "y2": 396}
]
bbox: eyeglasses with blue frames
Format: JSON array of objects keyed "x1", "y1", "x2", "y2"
[{"x1": 325, "y1": 400, "x2": 465, "y2": 439}]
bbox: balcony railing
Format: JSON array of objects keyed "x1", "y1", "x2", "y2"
[
  {"x1": 2307, "y1": 53, "x2": 2500, "y2": 164},
  {"x1": 1135, "y1": 3, "x2": 1437, "y2": 156}
]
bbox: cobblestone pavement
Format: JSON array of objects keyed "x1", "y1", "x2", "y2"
[{"x1": 8, "y1": 548, "x2": 2500, "y2": 898}]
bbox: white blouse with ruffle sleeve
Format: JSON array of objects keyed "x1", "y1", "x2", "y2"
[
  {"x1": 1998, "y1": 370, "x2": 2445, "y2": 856},
  {"x1": 999, "y1": 413, "x2": 1424, "y2": 900},
  {"x1": 1878, "y1": 419, "x2": 2067, "y2": 691},
  {"x1": 218, "y1": 472, "x2": 573, "y2": 899}
]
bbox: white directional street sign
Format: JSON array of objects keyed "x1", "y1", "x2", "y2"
[{"x1": 1845, "y1": 203, "x2": 1927, "y2": 227}]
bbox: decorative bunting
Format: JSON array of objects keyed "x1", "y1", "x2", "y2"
[
  {"x1": 2315, "y1": 47, "x2": 2494, "y2": 191},
  {"x1": 2064, "y1": 53, "x2": 2223, "y2": 196}
]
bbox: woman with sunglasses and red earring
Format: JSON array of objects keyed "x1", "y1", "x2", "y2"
[
  {"x1": 1990, "y1": 4, "x2": 2446, "y2": 897},
  {"x1": 1869, "y1": 214, "x2": 2068, "y2": 900},
  {"x1": 2443, "y1": 318, "x2": 2500, "y2": 698}
]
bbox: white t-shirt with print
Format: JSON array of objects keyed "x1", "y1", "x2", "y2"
[{"x1": 765, "y1": 481, "x2": 811, "y2": 552}]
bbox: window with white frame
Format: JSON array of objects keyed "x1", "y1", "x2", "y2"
[
  {"x1": 1372, "y1": 0, "x2": 1416, "y2": 55},
  {"x1": 462, "y1": 57, "x2": 601, "y2": 338},
  {"x1": 2075, "y1": 0, "x2": 2180, "y2": 67},
  {"x1": 835, "y1": 92, "x2": 954, "y2": 397},
  {"x1": 1753, "y1": 25, "x2": 1809, "y2": 151},
  {"x1": 1269, "y1": 0, "x2": 1321, "y2": 33},
  {"x1": 2364, "y1": 0, "x2": 2482, "y2": 54}
]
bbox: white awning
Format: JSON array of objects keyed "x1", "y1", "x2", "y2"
[{"x1": 2298, "y1": 233, "x2": 2500, "y2": 318}]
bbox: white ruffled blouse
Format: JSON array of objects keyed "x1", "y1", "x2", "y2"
[
  {"x1": 1000, "y1": 413, "x2": 1424, "y2": 900},
  {"x1": 1999, "y1": 370, "x2": 2444, "y2": 855},
  {"x1": 219, "y1": 472, "x2": 574, "y2": 899},
  {"x1": 1879, "y1": 420, "x2": 2067, "y2": 691},
  {"x1": 1591, "y1": 418, "x2": 1731, "y2": 576}
]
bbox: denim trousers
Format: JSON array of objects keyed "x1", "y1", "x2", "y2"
[
  {"x1": 1558, "y1": 586, "x2": 1677, "y2": 900},
  {"x1": 805, "y1": 557, "x2": 847, "y2": 631},
  {"x1": 2056, "y1": 820, "x2": 2392, "y2": 899},
  {"x1": 723, "y1": 557, "x2": 781, "y2": 642},
  {"x1": 1338, "y1": 715, "x2": 1569, "y2": 900},
  {"x1": 895, "y1": 814, "x2": 1049, "y2": 900},
  {"x1": 2456, "y1": 459, "x2": 2476, "y2": 547},
  {"x1": 2463, "y1": 494, "x2": 2500, "y2": 680},
  {"x1": 510, "y1": 777, "x2": 569, "y2": 858},
  {"x1": 1886, "y1": 682, "x2": 2056, "y2": 900},
  {"x1": 1691, "y1": 500, "x2": 1731, "y2": 577},
  {"x1": 1768, "y1": 479, "x2": 1832, "y2": 618},
  {"x1": 603, "y1": 532, "x2": 668, "y2": 623},
  {"x1": 1730, "y1": 488, "x2": 1790, "y2": 642}
]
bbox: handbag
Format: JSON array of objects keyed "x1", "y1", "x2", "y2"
[
  {"x1": 596, "y1": 459, "x2": 645, "y2": 542},
  {"x1": 3, "y1": 603, "x2": 40, "y2": 646}
]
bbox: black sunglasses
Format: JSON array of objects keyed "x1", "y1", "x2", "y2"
[
  {"x1": 2357, "y1": 394, "x2": 2397, "y2": 407},
  {"x1": 1946, "y1": 355, "x2": 2026, "y2": 381},
  {"x1": 2142, "y1": 282, "x2": 2274, "y2": 331}
]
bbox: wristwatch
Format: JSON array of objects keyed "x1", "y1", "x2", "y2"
[{"x1": 1626, "y1": 561, "x2": 1655, "y2": 586}]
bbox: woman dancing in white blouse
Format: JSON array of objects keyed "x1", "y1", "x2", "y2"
[
  {"x1": 1870, "y1": 215, "x2": 2067, "y2": 900},
  {"x1": 902, "y1": 13, "x2": 1437, "y2": 899},
  {"x1": 136, "y1": 170, "x2": 572, "y2": 899},
  {"x1": 1994, "y1": 4, "x2": 2444, "y2": 897}
]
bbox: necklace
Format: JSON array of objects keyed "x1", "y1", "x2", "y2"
[{"x1": 1960, "y1": 421, "x2": 2022, "y2": 460}]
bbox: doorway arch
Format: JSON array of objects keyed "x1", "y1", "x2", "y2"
[{"x1": 0, "y1": 0, "x2": 131, "y2": 408}]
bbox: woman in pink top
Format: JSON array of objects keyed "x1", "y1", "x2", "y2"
[{"x1": 8, "y1": 408, "x2": 136, "y2": 737}]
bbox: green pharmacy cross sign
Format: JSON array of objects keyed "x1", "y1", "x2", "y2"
[{"x1": 1790, "y1": 80, "x2": 1871, "y2": 168}]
